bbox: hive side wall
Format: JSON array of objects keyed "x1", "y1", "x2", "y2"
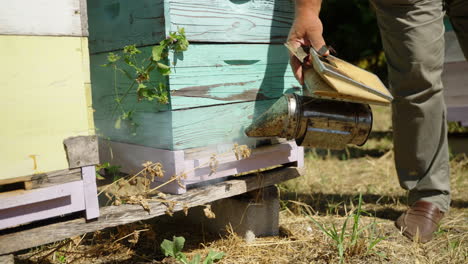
[
  {"x1": 0, "y1": 36, "x2": 93, "y2": 180},
  {"x1": 0, "y1": 0, "x2": 93, "y2": 180},
  {"x1": 443, "y1": 18, "x2": 468, "y2": 126}
]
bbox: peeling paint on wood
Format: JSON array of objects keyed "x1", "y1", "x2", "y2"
[
  {"x1": 86, "y1": 0, "x2": 294, "y2": 53},
  {"x1": 167, "y1": 0, "x2": 294, "y2": 43},
  {"x1": 87, "y1": 0, "x2": 165, "y2": 54},
  {"x1": 90, "y1": 44, "x2": 300, "y2": 111}
]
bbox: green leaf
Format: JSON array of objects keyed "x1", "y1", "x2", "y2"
[
  {"x1": 157, "y1": 62, "x2": 171, "y2": 75},
  {"x1": 160, "y1": 239, "x2": 175, "y2": 257},
  {"x1": 96, "y1": 162, "x2": 111, "y2": 170},
  {"x1": 137, "y1": 83, "x2": 147, "y2": 90},
  {"x1": 114, "y1": 117, "x2": 122, "y2": 129},
  {"x1": 178, "y1": 27, "x2": 185, "y2": 35},
  {"x1": 122, "y1": 111, "x2": 134, "y2": 120},
  {"x1": 203, "y1": 250, "x2": 225, "y2": 264},
  {"x1": 152, "y1": 45, "x2": 165, "y2": 61},
  {"x1": 161, "y1": 236, "x2": 186, "y2": 258},
  {"x1": 107, "y1": 52, "x2": 121, "y2": 63},
  {"x1": 96, "y1": 173, "x2": 106, "y2": 180},
  {"x1": 175, "y1": 38, "x2": 189, "y2": 52},
  {"x1": 173, "y1": 236, "x2": 185, "y2": 254},
  {"x1": 123, "y1": 44, "x2": 141, "y2": 55}
]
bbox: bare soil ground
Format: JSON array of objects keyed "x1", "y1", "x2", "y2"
[{"x1": 17, "y1": 106, "x2": 467, "y2": 264}]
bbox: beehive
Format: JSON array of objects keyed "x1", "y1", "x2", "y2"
[
  {"x1": 0, "y1": 0, "x2": 99, "y2": 229},
  {"x1": 88, "y1": 0, "x2": 304, "y2": 193},
  {"x1": 443, "y1": 17, "x2": 468, "y2": 126}
]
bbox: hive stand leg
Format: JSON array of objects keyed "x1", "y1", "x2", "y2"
[
  {"x1": 196, "y1": 185, "x2": 279, "y2": 239},
  {"x1": 82, "y1": 166, "x2": 100, "y2": 220},
  {"x1": 0, "y1": 254, "x2": 15, "y2": 264}
]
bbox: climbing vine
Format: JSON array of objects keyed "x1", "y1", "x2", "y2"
[{"x1": 102, "y1": 28, "x2": 189, "y2": 126}]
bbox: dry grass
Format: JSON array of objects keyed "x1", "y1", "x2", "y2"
[{"x1": 17, "y1": 106, "x2": 468, "y2": 264}]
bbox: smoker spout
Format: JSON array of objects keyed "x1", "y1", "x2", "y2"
[
  {"x1": 245, "y1": 95, "x2": 299, "y2": 139},
  {"x1": 245, "y1": 94, "x2": 373, "y2": 150}
]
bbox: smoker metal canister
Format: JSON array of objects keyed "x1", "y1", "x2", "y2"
[{"x1": 245, "y1": 94, "x2": 373, "y2": 150}]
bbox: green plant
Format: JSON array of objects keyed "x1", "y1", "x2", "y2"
[
  {"x1": 54, "y1": 252, "x2": 67, "y2": 263},
  {"x1": 161, "y1": 236, "x2": 224, "y2": 264},
  {"x1": 102, "y1": 28, "x2": 189, "y2": 125},
  {"x1": 96, "y1": 162, "x2": 122, "y2": 182},
  {"x1": 308, "y1": 193, "x2": 386, "y2": 263}
]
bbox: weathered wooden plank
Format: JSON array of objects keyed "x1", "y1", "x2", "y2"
[
  {"x1": 168, "y1": 0, "x2": 294, "y2": 43},
  {"x1": 90, "y1": 44, "x2": 299, "y2": 113},
  {"x1": 87, "y1": 0, "x2": 165, "y2": 54},
  {"x1": 0, "y1": 167, "x2": 301, "y2": 255},
  {"x1": 0, "y1": 0, "x2": 87, "y2": 36},
  {"x1": 86, "y1": 0, "x2": 294, "y2": 53},
  {"x1": 0, "y1": 36, "x2": 92, "y2": 180},
  {"x1": 94, "y1": 98, "x2": 283, "y2": 150},
  {"x1": 169, "y1": 44, "x2": 300, "y2": 109},
  {"x1": 170, "y1": 99, "x2": 279, "y2": 149},
  {"x1": 0, "y1": 168, "x2": 83, "y2": 191},
  {"x1": 0, "y1": 181, "x2": 85, "y2": 230}
]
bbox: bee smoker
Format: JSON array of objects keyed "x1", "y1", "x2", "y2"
[{"x1": 245, "y1": 94, "x2": 373, "y2": 149}]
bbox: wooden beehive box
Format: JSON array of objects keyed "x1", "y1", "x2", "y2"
[
  {"x1": 88, "y1": 0, "x2": 304, "y2": 193},
  {"x1": 443, "y1": 17, "x2": 468, "y2": 126},
  {"x1": 0, "y1": 0, "x2": 99, "y2": 230}
]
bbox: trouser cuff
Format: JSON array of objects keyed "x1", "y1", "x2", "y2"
[{"x1": 408, "y1": 190, "x2": 451, "y2": 212}]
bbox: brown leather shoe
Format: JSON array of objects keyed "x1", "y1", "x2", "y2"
[{"x1": 395, "y1": 201, "x2": 444, "y2": 243}]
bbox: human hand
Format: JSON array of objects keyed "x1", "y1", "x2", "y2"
[{"x1": 287, "y1": 9, "x2": 327, "y2": 85}]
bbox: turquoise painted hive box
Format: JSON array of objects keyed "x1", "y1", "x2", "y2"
[{"x1": 87, "y1": 0, "x2": 304, "y2": 194}]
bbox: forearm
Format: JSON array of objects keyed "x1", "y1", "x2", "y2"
[{"x1": 295, "y1": 0, "x2": 322, "y2": 16}]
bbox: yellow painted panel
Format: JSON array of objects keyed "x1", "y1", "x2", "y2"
[{"x1": 0, "y1": 35, "x2": 92, "y2": 180}]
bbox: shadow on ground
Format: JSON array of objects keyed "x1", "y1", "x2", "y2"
[
  {"x1": 280, "y1": 191, "x2": 468, "y2": 221},
  {"x1": 306, "y1": 131, "x2": 393, "y2": 160}
]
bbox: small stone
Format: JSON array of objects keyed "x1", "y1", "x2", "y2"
[{"x1": 245, "y1": 230, "x2": 256, "y2": 244}]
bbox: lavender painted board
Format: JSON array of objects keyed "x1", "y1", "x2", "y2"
[
  {"x1": 0, "y1": 181, "x2": 85, "y2": 230},
  {"x1": 98, "y1": 139, "x2": 303, "y2": 194},
  {"x1": 98, "y1": 139, "x2": 186, "y2": 194},
  {"x1": 447, "y1": 106, "x2": 468, "y2": 126},
  {"x1": 81, "y1": 166, "x2": 100, "y2": 220},
  {"x1": 0, "y1": 182, "x2": 75, "y2": 210},
  {"x1": 187, "y1": 141, "x2": 302, "y2": 184}
]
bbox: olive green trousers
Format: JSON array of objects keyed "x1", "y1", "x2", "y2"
[{"x1": 370, "y1": 0, "x2": 468, "y2": 212}]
